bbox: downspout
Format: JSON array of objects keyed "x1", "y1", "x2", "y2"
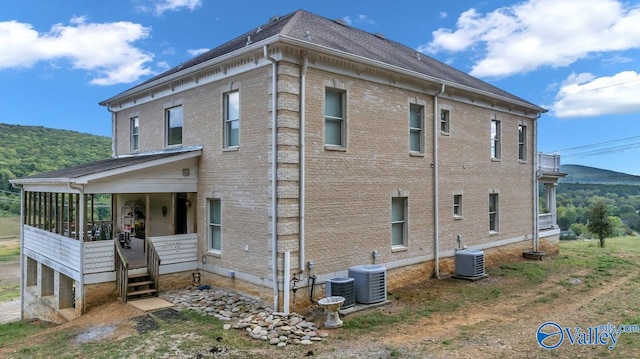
[
  {"x1": 264, "y1": 45, "x2": 279, "y2": 311},
  {"x1": 433, "y1": 84, "x2": 445, "y2": 279},
  {"x1": 533, "y1": 113, "x2": 540, "y2": 251},
  {"x1": 12, "y1": 183, "x2": 25, "y2": 320},
  {"x1": 299, "y1": 55, "x2": 308, "y2": 273},
  {"x1": 69, "y1": 182, "x2": 86, "y2": 313},
  {"x1": 109, "y1": 106, "x2": 117, "y2": 157}
]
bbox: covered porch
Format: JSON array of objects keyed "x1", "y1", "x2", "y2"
[
  {"x1": 537, "y1": 153, "x2": 567, "y2": 235},
  {"x1": 11, "y1": 147, "x2": 201, "y2": 320}
]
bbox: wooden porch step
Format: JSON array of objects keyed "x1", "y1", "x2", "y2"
[
  {"x1": 127, "y1": 288, "x2": 158, "y2": 297},
  {"x1": 128, "y1": 272, "x2": 151, "y2": 280},
  {"x1": 128, "y1": 280, "x2": 154, "y2": 287}
]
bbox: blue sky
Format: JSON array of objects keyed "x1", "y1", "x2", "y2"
[{"x1": 2, "y1": 0, "x2": 640, "y2": 174}]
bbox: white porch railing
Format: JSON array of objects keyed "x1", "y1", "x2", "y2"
[
  {"x1": 149, "y1": 233, "x2": 198, "y2": 274},
  {"x1": 539, "y1": 213, "x2": 557, "y2": 230},
  {"x1": 24, "y1": 226, "x2": 82, "y2": 277},
  {"x1": 538, "y1": 153, "x2": 561, "y2": 173}
]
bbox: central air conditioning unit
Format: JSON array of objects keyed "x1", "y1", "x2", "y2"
[
  {"x1": 325, "y1": 277, "x2": 355, "y2": 309},
  {"x1": 455, "y1": 249, "x2": 485, "y2": 277},
  {"x1": 348, "y1": 264, "x2": 387, "y2": 304}
]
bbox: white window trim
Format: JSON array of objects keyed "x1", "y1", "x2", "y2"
[
  {"x1": 491, "y1": 116, "x2": 501, "y2": 161},
  {"x1": 163, "y1": 98, "x2": 184, "y2": 148},
  {"x1": 518, "y1": 122, "x2": 527, "y2": 163},
  {"x1": 208, "y1": 198, "x2": 222, "y2": 254},
  {"x1": 324, "y1": 87, "x2": 347, "y2": 149},
  {"x1": 409, "y1": 103, "x2": 425, "y2": 155},
  {"x1": 440, "y1": 105, "x2": 451, "y2": 135},
  {"x1": 453, "y1": 192, "x2": 463, "y2": 219},
  {"x1": 223, "y1": 90, "x2": 240, "y2": 149},
  {"x1": 391, "y1": 196, "x2": 408, "y2": 249},
  {"x1": 489, "y1": 192, "x2": 499, "y2": 234},
  {"x1": 130, "y1": 114, "x2": 139, "y2": 152}
]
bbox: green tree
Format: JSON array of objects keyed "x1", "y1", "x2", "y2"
[
  {"x1": 570, "y1": 223, "x2": 586, "y2": 237},
  {"x1": 587, "y1": 200, "x2": 615, "y2": 248}
]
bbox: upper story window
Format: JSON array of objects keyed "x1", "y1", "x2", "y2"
[
  {"x1": 165, "y1": 105, "x2": 183, "y2": 146},
  {"x1": 130, "y1": 116, "x2": 139, "y2": 152},
  {"x1": 518, "y1": 124, "x2": 527, "y2": 161},
  {"x1": 491, "y1": 118, "x2": 501, "y2": 159},
  {"x1": 391, "y1": 197, "x2": 408, "y2": 248},
  {"x1": 325, "y1": 88, "x2": 346, "y2": 147},
  {"x1": 409, "y1": 104, "x2": 424, "y2": 153},
  {"x1": 440, "y1": 109, "x2": 450, "y2": 134},
  {"x1": 489, "y1": 193, "x2": 499, "y2": 232},
  {"x1": 224, "y1": 91, "x2": 239, "y2": 148}
]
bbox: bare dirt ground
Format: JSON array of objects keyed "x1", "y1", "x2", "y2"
[{"x1": 2, "y1": 244, "x2": 639, "y2": 358}]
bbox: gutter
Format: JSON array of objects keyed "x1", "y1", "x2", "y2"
[
  {"x1": 433, "y1": 84, "x2": 445, "y2": 279},
  {"x1": 264, "y1": 45, "x2": 279, "y2": 311}
]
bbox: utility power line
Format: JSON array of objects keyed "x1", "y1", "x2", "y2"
[{"x1": 550, "y1": 135, "x2": 640, "y2": 159}]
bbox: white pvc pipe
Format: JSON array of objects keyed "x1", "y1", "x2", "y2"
[
  {"x1": 284, "y1": 251, "x2": 290, "y2": 314},
  {"x1": 533, "y1": 116, "x2": 540, "y2": 251}
]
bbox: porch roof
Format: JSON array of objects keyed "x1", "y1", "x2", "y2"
[{"x1": 11, "y1": 146, "x2": 201, "y2": 193}]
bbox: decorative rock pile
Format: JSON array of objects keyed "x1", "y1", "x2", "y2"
[{"x1": 161, "y1": 287, "x2": 329, "y2": 347}]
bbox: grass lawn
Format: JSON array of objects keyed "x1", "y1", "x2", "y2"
[{"x1": 1, "y1": 237, "x2": 640, "y2": 358}]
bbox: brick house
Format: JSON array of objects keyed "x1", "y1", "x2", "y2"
[{"x1": 11, "y1": 9, "x2": 562, "y2": 322}]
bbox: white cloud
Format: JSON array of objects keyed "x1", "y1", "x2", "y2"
[
  {"x1": 552, "y1": 71, "x2": 640, "y2": 117},
  {"x1": 439, "y1": 12, "x2": 448, "y2": 19},
  {"x1": 420, "y1": 0, "x2": 640, "y2": 78},
  {"x1": 0, "y1": 17, "x2": 154, "y2": 85},
  {"x1": 187, "y1": 48, "x2": 209, "y2": 56},
  {"x1": 342, "y1": 14, "x2": 375, "y2": 26},
  {"x1": 153, "y1": 0, "x2": 202, "y2": 15}
]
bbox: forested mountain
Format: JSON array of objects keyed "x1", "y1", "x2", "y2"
[
  {"x1": 560, "y1": 164, "x2": 640, "y2": 185},
  {"x1": 0, "y1": 123, "x2": 111, "y2": 214}
]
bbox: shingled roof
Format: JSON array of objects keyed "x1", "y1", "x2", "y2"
[{"x1": 102, "y1": 9, "x2": 543, "y2": 112}]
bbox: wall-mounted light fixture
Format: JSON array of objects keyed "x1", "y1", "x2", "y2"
[{"x1": 162, "y1": 206, "x2": 168, "y2": 217}]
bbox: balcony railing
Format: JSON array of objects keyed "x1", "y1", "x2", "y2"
[
  {"x1": 539, "y1": 213, "x2": 557, "y2": 230},
  {"x1": 538, "y1": 153, "x2": 561, "y2": 173}
]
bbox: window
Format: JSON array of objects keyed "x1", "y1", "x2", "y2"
[
  {"x1": 391, "y1": 197, "x2": 407, "y2": 247},
  {"x1": 491, "y1": 119, "x2": 500, "y2": 159},
  {"x1": 166, "y1": 105, "x2": 183, "y2": 146},
  {"x1": 224, "y1": 91, "x2": 239, "y2": 148},
  {"x1": 489, "y1": 193, "x2": 499, "y2": 232},
  {"x1": 440, "y1": 109, "x2": 450, "y2": 134},
  {"x1": 518, "y1": 124, "x2": 527, "y2": 161},
  {"x1": 325, "y1": 89, "x2": 345, "y2": 146},
  {"x1": 453, "y1": 194, "x2": 462, "y2": 218},
  {"x1": 208, "y1": 199, "x2": 221, "y2": 251},
  {"x1": 130, "y1": 116, "x2": 139, "y2": 151},
  {"x1": 409, "y1": 104, "x2": 423, "y2": 153}
]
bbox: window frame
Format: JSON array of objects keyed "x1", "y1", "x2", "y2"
[
  {"x1": 453, "y1": 194, "x2": 463, "y2": 219},
  {"x1": 440, "y1": 109, "x2": 450, "y2": 134},
  {"x1": 324, "y1": 88, "x2": 346, "y2": 148},
  {"x1": 491, "y1": 118, "x2": 501, "y2": 160},
  {"x1": 224, "y1": 91, "x2": 240, "y2": 149},
  {"x1": 165, "y1": 105, "x2": 183, "y2": 147},
  {"x1": 409, "y1": 103, "x2": 424, "y2": 154},
  {"x1": 391, "y1": 197, "x2": 408, "y2": 248},
  {"x1": 208, "y1": 198, "x2": 221, "y2": 253},
  {"x1": 130, "y1": 116, "x2": 139, "y2": 152},
  {"x1": 518, "y1": 124, "x2": 527, "y2": 161},
  {"x1": 489, "y1": 193, "x2": 499, "y2": 233}
]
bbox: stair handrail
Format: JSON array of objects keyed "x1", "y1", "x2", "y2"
[
  {"x1": 146, "y1": 237, "x2": 161, "y2": 296},
  {"x1": 114, "y1": 238, "x2": 130, "y2": 303}
]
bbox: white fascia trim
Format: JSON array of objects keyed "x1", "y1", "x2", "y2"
[
  {"x1": 278, "y1": 35, "x2": 546, "y2": 115},
  {"x1": 101, "y1": 37, "x2": 281, "y2": 110}
]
